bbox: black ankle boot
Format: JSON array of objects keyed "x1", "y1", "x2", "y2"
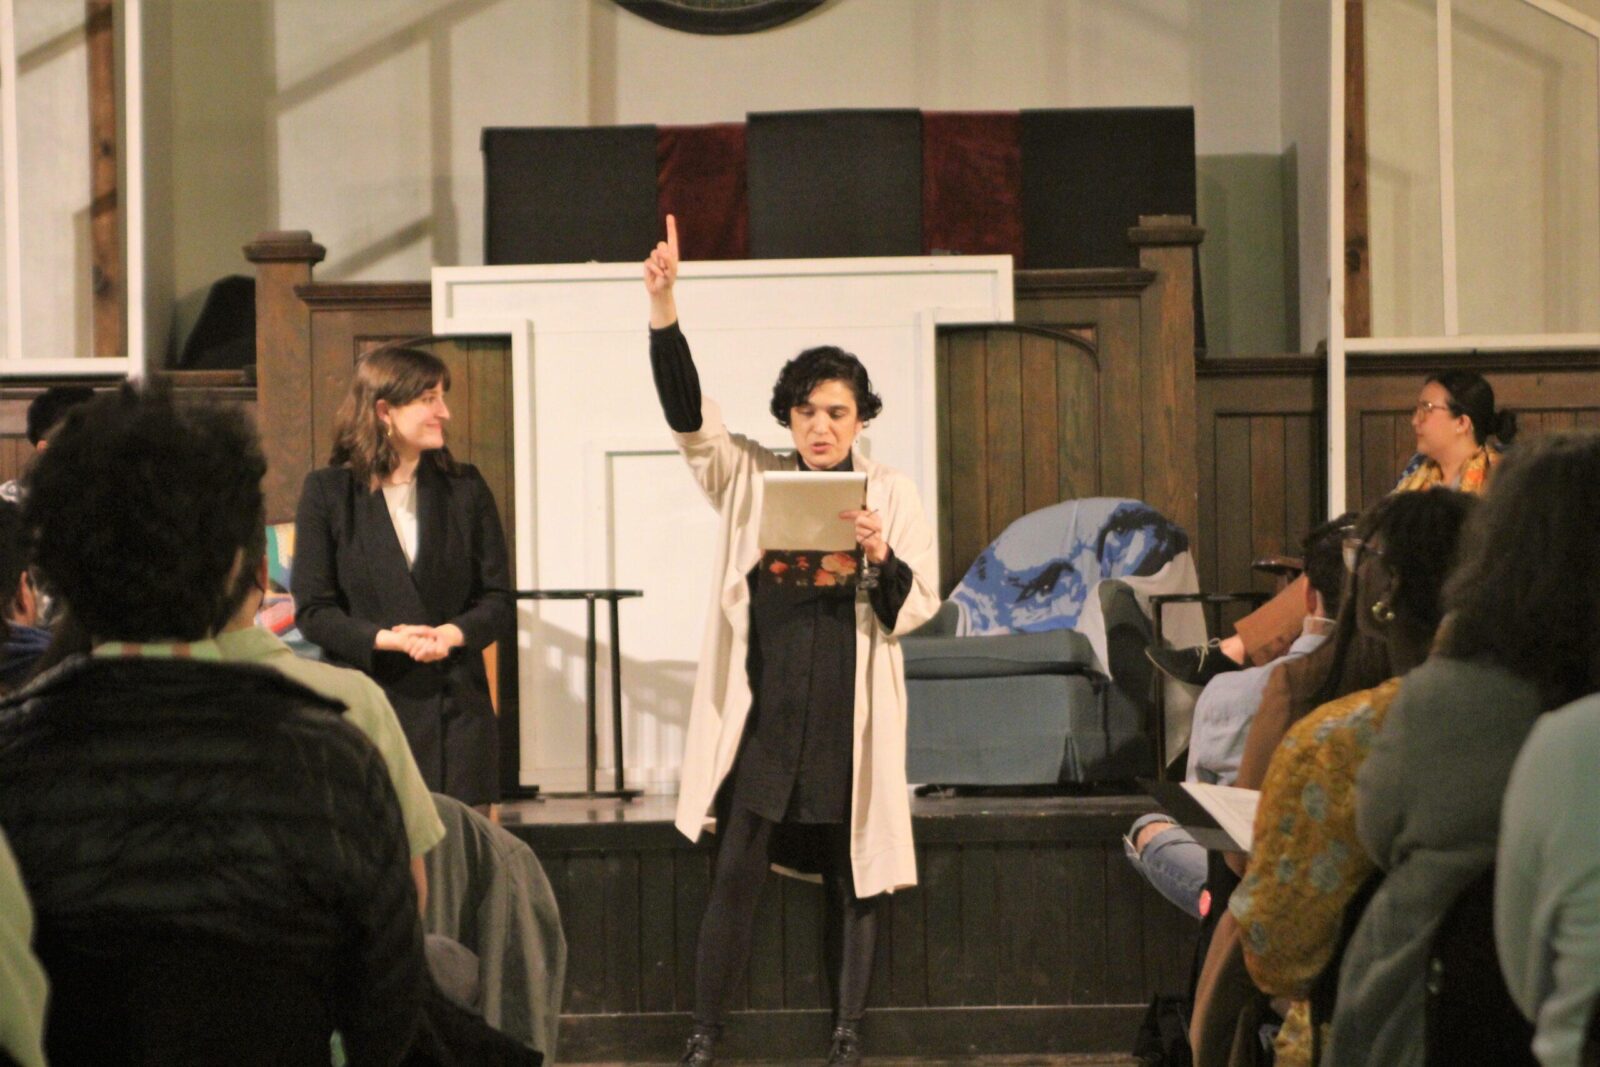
[
  {"x1": 679, "y1": 1023, "x2": 720, "y2": 1066},
  {"x1": 826, "y1": 1023, "x2": 862, "y2": 1066}
]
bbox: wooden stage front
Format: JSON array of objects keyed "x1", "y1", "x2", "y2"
[{"x1": 501, "y1": 794, "x2": 1196, "y2": 1063}]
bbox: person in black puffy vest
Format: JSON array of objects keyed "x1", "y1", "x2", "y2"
[{"x1": 0, "y1": 384, "x2": 428, "y2": 1066}]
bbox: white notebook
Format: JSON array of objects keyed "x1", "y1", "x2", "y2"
[
  {"x1": 758, "y1": 471, "x2": 867, "y2": 552},
  {"x1": 1182, "y1": 782, "x2": 1260, "y2": 853},
  {"x1": 1141, "y1": 778, "x2": 1261, "y2": 853}
]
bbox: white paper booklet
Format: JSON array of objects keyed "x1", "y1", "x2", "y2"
[
  {"x1": 1182, "y1": 782, "x2": 1260, "y2": 853},
  {"x1": 758, "y1": 471, "x2": 867, "y2": 552}
]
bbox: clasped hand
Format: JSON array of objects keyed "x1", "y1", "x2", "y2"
[
  {"x1": 840, "y1": 509, "x2": 889, "y2": 565},
  {"x1": 376, "y1": 623, "x2": 464, "y2": 663}
]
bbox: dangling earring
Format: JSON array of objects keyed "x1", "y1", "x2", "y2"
[
  {"x1": 384, "y1": 421, "x2": 394, "y2": 439},
  {"x1": 1371, "y1": 599, "x2": 1396, "y2": 624}
]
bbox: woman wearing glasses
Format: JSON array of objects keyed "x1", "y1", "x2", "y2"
[
  {"x1": 1393, "y1": 371, "x2": 1516, "y2": 493},
  {"x1": 1149, "y1": 371, "x2": 1515, "y2": 689}
]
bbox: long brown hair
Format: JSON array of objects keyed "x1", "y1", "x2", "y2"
[{"x1": 329, "y1": 343, "x2": 454, "y2": 489}]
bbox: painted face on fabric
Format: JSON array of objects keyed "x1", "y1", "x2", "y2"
[
  {"x1": 383, "y1": 383, "x2": 450, "y2": 455},
  {"x1": 1412, "y1": 380, "x2": 1471, "y2": 460},
  {"x1": 790, "y1": 379, "x2": 864, "y2": 471}
]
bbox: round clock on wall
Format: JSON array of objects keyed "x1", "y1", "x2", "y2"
[{"x1": 613, "y1": 0, "x2": 825, "y2": 35}]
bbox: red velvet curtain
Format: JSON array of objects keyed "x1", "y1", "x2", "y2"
[
  {"x1": 657, "y1": 123, "x2": 748, "y2": 260},
  {"x1": 656, "y1": 114, "x2": 1024, "y2": 262},
  {"x1": 921, "y1": 112, "x2": 1023, "y2": 258}
]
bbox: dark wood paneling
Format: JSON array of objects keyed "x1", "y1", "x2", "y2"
[
  {"x1": 511, "y1": 796, "x2": 1196, "y2": 1061},
  {"x1": 985, "y1": 331, "x2": 1024, "y2": 536},
  {"x1": 1196, "y1": 351, "x2": 1600, "y2": 611},
  {"x1": 1195, "y1": 360, "x2": 1325, "y2": 630},
  {"x1": 1020, "y1": 335, "x2": 1061, "y2": 514},
  {"x1": 1343, "y1": 353, "x2": 1600, "y2": 510},
  {"x1": 0, "y1": 375, "x2": 254, "y2": 489},
  {"x1": 936, "y1": 325, "x2": 1102, "y2": 595},
  {"x1": 638, "y1": 849, "x2": 677, "y2": 1013}
]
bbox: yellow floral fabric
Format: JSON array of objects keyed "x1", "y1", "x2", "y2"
[
  {"x1": 1228, "y1": 677, "x2": 1404, "y2": 1067},
  {"x1": 1391, "y1": 445, "x2": 1498, "y2": 495}
]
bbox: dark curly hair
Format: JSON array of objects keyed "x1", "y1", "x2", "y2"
[
  {"x1": 1439, "y1": 431, "x2": 1600, "y2": 709},
  {"x1": 23, "y1": 382, "x2": 267, "y2": 643},
  {"x1": 768, "y1": 346, "x2": 883, "y2": 427},
  {"x1": 1303, "y1": 511, "x2": 1357, "y2": 617},
  {"x1": 26, "y1": 385, "x2": 95, "y2": 446},
  {"x1": 1310, "y1": 490, "x2": 1476, "y2": 709}
]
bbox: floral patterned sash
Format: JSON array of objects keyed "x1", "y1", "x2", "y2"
[{"x1": 758, "y1": 549, "x2": 860, "y2": 590}]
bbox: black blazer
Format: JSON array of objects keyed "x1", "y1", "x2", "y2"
[{"x1": 292, "y1": 459, "x2": 514, "y2": 801}]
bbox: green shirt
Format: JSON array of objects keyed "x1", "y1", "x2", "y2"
[
  {"x1": 0, "y1": 827, "x2": 47, "y2": 1067},
  {"x1": 213, "y1": 628, "x2": 446, "y2": 859}
]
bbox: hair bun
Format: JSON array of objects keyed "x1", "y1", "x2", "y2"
[{"x1": 1492, "y1": 409, "x2": 1518, "y2": 445}]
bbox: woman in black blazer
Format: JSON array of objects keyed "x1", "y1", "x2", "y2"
[{"x1": 292, "y1": 345, "x2": 514, "y2": 806}]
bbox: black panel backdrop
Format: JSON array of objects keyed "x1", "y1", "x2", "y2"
[
  {"x1": 745, "y1": 109, "x2": 923, "y2": 259},
  {"x1": 482, "y1": 125, "x2": 660, "y2": 265},
  {"x1": 1020, "y1": 107, "x2": 1204, "y2": 345}
]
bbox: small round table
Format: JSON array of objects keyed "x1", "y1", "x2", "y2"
[{"x1": 517, "y1": 589, "x2": 644, "y2": 800}]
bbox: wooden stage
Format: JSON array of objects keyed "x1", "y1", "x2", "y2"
[{"x1": 500, "y1": 794, "x2": 1195, "y2": 1064}]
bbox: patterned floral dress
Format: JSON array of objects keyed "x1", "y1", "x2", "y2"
[{"x1": 1229, "y1": 677, "x2": 1404, "y2": 1067}]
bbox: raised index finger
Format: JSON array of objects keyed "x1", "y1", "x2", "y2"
[{"x1": 666, "y1": 214, "x2": 679, "y2": 258}]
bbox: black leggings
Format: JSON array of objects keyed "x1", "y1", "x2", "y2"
[{"x1": 692, "y1": 805, "x2": 882, "y2": 1028}]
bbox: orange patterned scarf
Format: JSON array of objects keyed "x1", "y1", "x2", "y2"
[{"x1": 1391, "y1": 446, "x2": 1498, "y2": 496}]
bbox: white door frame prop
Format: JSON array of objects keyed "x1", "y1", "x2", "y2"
[{"x1": 433, "y1": 255, "x2": 1014, "y2": 792}]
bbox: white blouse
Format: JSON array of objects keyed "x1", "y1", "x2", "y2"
[{"x1": 381, "y1": 478, "x2": 419, "y2": 567}]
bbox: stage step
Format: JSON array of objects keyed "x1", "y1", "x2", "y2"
[{"x1": 502, "y1": 794, "x2": 1191, "y2": 1063}]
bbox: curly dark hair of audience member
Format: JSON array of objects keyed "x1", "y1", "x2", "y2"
[
  {"x1": 1440, "y1": 431, "x2": 1600, "y2": 709},
  {"x1": 1427, "y1": 370, "x2": 1518, "y2": 447},
  {"x1": 1309, "y1": 490, "x2": 1477, "y2": 710},
  {"x1": 25, "y1": 385, "x2": 95, "y2": 447},
  {"x1": 22, "y1": 382, "x2": 267, "y2": 644},
  {"x1": 768, "y1": 346, "x2": 883, "y2": 427},
  {"x1": 1303, "y1": 511, "x2": 1357, "y2": 617},
  {"x1": 329, "y1": 343, "x2": 455, "y2": 489}
]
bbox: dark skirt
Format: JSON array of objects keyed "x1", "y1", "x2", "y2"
[{"x1": 380, "y1": 653, "x2": 500, "y2": 807}]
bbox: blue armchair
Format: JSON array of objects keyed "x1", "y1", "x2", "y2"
[{"x1": 903, "y1": 499, "x2": 1194, "y2": 786}]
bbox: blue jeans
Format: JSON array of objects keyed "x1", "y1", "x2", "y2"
[{"x1": 1124, "y1": 812, "x2": 1208, "y2": 919}]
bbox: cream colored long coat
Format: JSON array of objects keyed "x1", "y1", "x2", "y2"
[{"x1": 670, "y1": 396, "x2": 941, "y2": 898}]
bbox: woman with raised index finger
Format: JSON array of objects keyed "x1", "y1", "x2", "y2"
[{"x1": 645, "y1": 215, "x2": 940, "y2": 1067}]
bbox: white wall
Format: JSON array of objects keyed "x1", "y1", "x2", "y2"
[
  {"x1": 1280, "y1": 0, "x2": 1330, "y2": 353},
  {"x1": 8, "y1": 0, "x2": 92, "y2": 362},
  {"x1": 139, "y1": 0, "x2": 1294, "y2": 356},
  {"x1": 1365, "y1": 0, "x2": 1600, "y2": 337},
  {"x1": 8, "y1": 0, "x2": 1305, "y2": 365}
]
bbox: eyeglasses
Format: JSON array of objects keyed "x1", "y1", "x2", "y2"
[
  {"x1": 1413, "y1": 400, "x2": 1450, "y2": 419},
  {"x1": 1342, "y1": 536, "x2": 1385, "y2": 573}
]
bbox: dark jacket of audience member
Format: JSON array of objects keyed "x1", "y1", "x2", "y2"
[
  {"x1": 0, "y1": 656, "x2": 426, "y2": 1065},
  {"x1": 0, "y1": 384, "x2": 430, "y2": 1066},
  {"x1": 1329, "y1": 433, "x2": 1600, "y2": 1067}
]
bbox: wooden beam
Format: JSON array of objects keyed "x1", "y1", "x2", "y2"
[
  {"x1": 1131, "y1": 214, "x2": 1204, "y2": 546},
  {"x1": 1344, "y1": 0, "x2": 1371, "y2": 339},
  {"x1": 244, "y1": 230, "x2": 325, "y2": 523},
  {"x1": 86, "y1": 0, "x2": 122, "y2": 358}
]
